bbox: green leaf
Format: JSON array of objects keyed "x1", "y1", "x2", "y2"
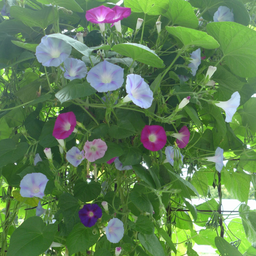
[
  {"x1": 95, "y1": 248, "x2": 112, "y2": 256},
  {"x1": 138, "y1": 233, "x2": 165, "y2": 256},
  {"x1": 215, "y1": 237, "x2": 243, "y2": 256},
  {"x1": 11, "y1": 41, "x2": 37, "y2": 52},
  {"x1": 39, "y1": 119, "x2": 58, "y2": 148},
  {"x1": 184, "y1": 199, "x2": 197, "y2": 222},
  {"x1": 130, "y1": 188, "x2": 153, "y2": 214},
  {"x1": 239, "y1": 150, "x2": 256, "y2": 173},
  {"x1": 156, "y1": 226, "x2": 177, "y2": 253},
  {"x1": 192, "y1": 229, "x2": 216, "y2": 248},
  {"x1": 112, "y1": 43, "x2": 165, "y2": 68},
  {"x1": 187, "y1": 245, "x2": 199, "y2": 256},
  {"x1": 35, "y1": 0, "x2": 83, "y2": 12},
  {"x1": 175, "y1": 211, "x2": 193, "y2": 230},
  {"x1": 135, "y1": 215, "x2": 154, "y2": 234},
  {"x1": 10, "y1": 6, "x2": 55, "y2": 29},
  {"x1": 66, "y1": 223, "x2": 99, "y2": 255},
  {"x1": 108, "y1": 120, "x2": 135, "y2": 139},
  {"x1": 132, "y1": 164, "x2": 156, "y2": 188},
  {"x1": 207, "y1": 22, "x2": 256, "y2": 78},
  {"x1": 222, "y1": 169, "x2": 250, "y2": 203},
  {"x1": 240, "y1": 98, "x2": 256, "y2": 133},
  {"x1": 119, "y1": 147, "x2": 142, "y2": 166},
  {"x1": 7, "y1": 216, "x2": 57, "y2": 256},
  {"x1": 191, "y1": 171, "x2": 209, "y2": 197},
  {"x1": 185, "y1": 106, "x2": 201, "y2": 128},
  {"x1": 74, "y1": 180, "x2": 101, "y2": 202},
  {"x1": 166, "y1": 26, "x2": 220, "y2": 49},
  {"x1": 164, "y1": 0, "x2": 198, "y2": 29},
  {"x1": 55, "y1": 81, "x2": 96, "y2": 104},
  {"x1": 124, "y1": 0, "x2": 169, "y2": 15},
  {"x1": 244, "y1": 247, "x2": 256, "y2": 256}
]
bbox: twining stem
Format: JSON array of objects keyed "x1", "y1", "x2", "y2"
[{"x1": 218, "y1": 172, "x2": 224, "y2": 237}]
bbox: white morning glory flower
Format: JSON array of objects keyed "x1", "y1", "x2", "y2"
[
  {"x1": 188, "y1": 48, "x2": 201, "y2": 76},
  {"x1": 205, "y1": 147, "x2": 224, "y2": 173}
]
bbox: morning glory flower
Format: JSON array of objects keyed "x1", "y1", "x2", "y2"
[
  {"x1": 205, "y1": 147, "x2": 224, "y2": 173},
  {"x1": 63, "y1": 58, "x2": 87, "y2": 81},
  {"x1": 124, "y1": 74, "x2": 153, "y2": 109},
  {"x1": 178, "y1": 75, "x2": 189, "y2": 83},
  {"x1": 115, "y1": 247, "x2": 122, "y2": 256},
  {"x1": 79, "y1": 204, "x2": 102, "y2": 228},
  {"x1": 52, "y1": 112, "x2": 77, "y2": 140},
  {"x1": 105, "y1": 218, "x2": 124, "y2": 243},
  {"x1": 20, "y1": 173, "x2": 49, "y2": 199},
  {"x1": 165, "y1": 146, "x2": 184, "y2": 168},
  {"x1": 188, "y1": 48, "x2": 201, "y2": 76},
  {"x1": 114, "y1": 157, "x2": 133, "y2": 171},
  {"x1": 172, "y1": 126, "x2": 190, "y2": 148},
  {"x1": 34, "y1": 153, "x2": 42, "y2": 166},
  {"x1": 141, "y1": 125, "x2": 167, "y2": 151},
  {"x1": 84, "y1": 139, "x2": 108, "y2": 162},
  {"x1": 36, "y1": 201, "x2": 46, "y2": 216},
  {"x1": 215, "y1": 91, "x2": 240, "y2": 123},
  {"x1": 206, "y1": 66, "x2": 217, "y2": 79},
  {"x1": 35, "y1": 35, "x2": 72, "y2": 67},
  {"x1": 107, "y1": 157, "x2": 117, "y2": 164},
  {"x1": 87, "y1": 60, "x2": 124, "y2": 92},
  {"x1": 66, "y1": 147, "x2": 85, "y2": 167},
  {"x1": 213, "y1": 6, "x2": 234, "y2": 22}
]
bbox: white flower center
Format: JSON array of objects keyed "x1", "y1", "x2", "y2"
[
  {"x1": 51, "y1": 49, "x2": 61, "y2": 58},
  {"x1": 90, "y1": 146, "x2": 97, "y2": 152},
  {"x1": 69, "y1": 68, "x2": 77, "y2": 77},
  {"x1": 63, "y1": 122, "x2": 71, "y2": 131},
  {"x1": 101, "y1": 73, "x2": 112, "y2": 84},
  {"x1": 32, "y1": 186, "x2": 40, "y2": 194},
  {"x1": 149, "y1": 134, "x2": 157, "y2": 142},
  {"x1": 76, "y1": 154, "x2": 83, "y2": 160},
  {"x1": 88, "y1": 211, "x2": 94, "y2": 217}
]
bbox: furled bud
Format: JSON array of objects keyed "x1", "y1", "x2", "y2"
[
  {"x1": 76, "y1": 32, "x2": 84, "y2": 43},
  {"x1": 136, "y1": 18, "x2": 143, "y2": 30},
  {"x1": 156, "y1": 21, "x2": 162, "y2": 34},
  {"x1": 178, "y1": 96, "x2": 191, "y2": 110},
  {"x1": 115, "y1": 247, "x2": 122, "y2": 256},
  {"x1": 101, "y1": 201, "x2": 108, "y2": 213},
  {"x1": 44, "y1": 148, "x2": 52, "y2": 160}
]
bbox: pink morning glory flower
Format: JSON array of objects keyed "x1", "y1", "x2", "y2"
[
  {"x1": 188, "y1": 48, "x2": 201, "y2": 76},
  {"x1": 66, "y1": 147, "x2": 85, "y2": 167},
  {"x1": 20, "y1": 173, "x2": 49, "y2": 199},
  {"x1": 52, "y1": 112, "x2": 77, "y2": 140},
  {"x1": 205, "y1": 147, "x2": 224, "y2": 173},
  {"x1": 124, "y1": 74, "x2": 153, "y2": 109},
  {"x1": 87, "y1": 60, "x2": 124, "y2": 92},
  {"x1": 35, "y1": 35, "x2": 72, "y2": 67},
  {"x1": 165, "y1": 146, "x2": 184, "y2": 168},
  {"x1": 114, "y1": 157, "x2": 132, "y2": 171},
  {"x1": 36, "y1": 201, "x2": 46, "y2": 216},
  {"x1": 172, "y1": 126, "x2": 190, "y2": 148},
  {"x1": 79, "y1": 204, "x2": 102, "y2": 228},
  {"x1": 141, "y1": 125, "x2": 167, "y2": 151},
  {"x1": 107, "y1": 157, "x2": 117, "y2": 164},
  {"x1": 215, "y1": 91, "x2": 240, "y2": 123},
  {"x1": 63, "y1": 58, "x2": 87, "y2": 81},
  {"x1": 213, "y1": 6, "x2": 234, "y2": 22},
  {"x1": 105, "y1": 218, "x2": 124, "y2": 243},
  {"x1": 84, "y1": 139, "x2": 108, "y2": 162}
]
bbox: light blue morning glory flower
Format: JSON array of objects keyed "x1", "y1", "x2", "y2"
[
  {"x1": 63, "y1": 58, "x2": 87, "y2": 81},
  {"x1": 213, "y1": 6, "x2": 234, "y2": 22},
  {"x1": 165, "y1": 146, "x2": 184, "y2": 168},
  {"x1": 66, "y1": 146, "x2": 85, "y2": 167},
  {"x1": 114, "y1": 157, "x2": 132, "y2": 171},
  {"x1": 188, "y1": 48, "x2": 201, "y2": 76}
]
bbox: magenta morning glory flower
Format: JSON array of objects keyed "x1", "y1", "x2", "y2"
[
  {"x1": 165, "y1": 146, "x2": 184, "y2": 168},
  {"x1": 124, "y1": 74, "x2": 153, "y2": 109},
  {"x1": 141, "y1": 125, "x2": 167, "y2": 151},
  {"x1": 172, "y1": 126, "x2": 190, "y2": 148},
  {"x1": 84, "y1": 139, "x2": 108, "y2": 162},
  {"x1": 52, "y1": 112, "x2": 77, "y2": 140},
  {"x1": 215, "y1": 91, "x2": 240, "y2": 123},
  {"x1": 63, "y1": 58, "x2": 87, "y2": 81},
  {"x1": 205, "y1": 147, "x2": 224, "y2": 173},
  {"x1": 36, "y1": 201, "x2": 46, "y2": 216},
  {"x1": 105, "y1": 218, "x2": 124, "y2": 243},
  {"x1": 20, "y1": 173, "x2": 49, "y2": 199},
  {"x1": 213, "y1": 6, "x2": 234, "y2": 22},
  {"x1": 107, "y1": 157, "x2": 117, "y2": 164},
  {"x1": 35, "y1": 35, "x2": 72, "y2": 67},
  {"x1": 79, "y1": 204, "x2": 102, "y2": 228},
  {"x1": 188, "y1": 48, "x2": 201, "y2": 76},
  {"x1": 87, "y1": 60, "x2": 124, "y2": 92},
  {"x1": 108, "y1": 6, "x2": 131, "y2": 32},
  {"x1": 66, "y1": 147, "x2": 85, "y2": 167},
  {"x1": 114, "y1": 157, "x2": 132, "y2": 171}
]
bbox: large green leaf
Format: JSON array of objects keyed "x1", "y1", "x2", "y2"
[
  {"x1": 164, "y1": 0, "x2": 198, "y2": 29},
  {"x1": 240, "y1": 98, "x2": 256, "y2": 133},
  {"x1": 239, "y1": 150, "x2": 256, "y2": 173},
  {"x1": 112, "y1": 43, "x2": 165, "y2": 68},
  {"x1": 138, "y1": 233, "x2": 165, "y2": 256},
  {"x1": 66, "y1": 223, "x2": 99, "y2": 255},
  {"x1": 7, "y1": 217, "x2": 57, "y2": 256},
  {"x1": 124, "y1": 0, "x2": 169, "y2": 15},
  {"x1": 175, "y1": 211, "x2": 193, "y2": 230},
  {"x1": 10, "y1": 6, "x2": 55, "y2": 29},
  {"x1": 156, "y1": 226, "x2": 177, "y2": 253},
  {"x1": 166, "y1": 26, "x2": 220, "y2": 49},
  {"x1": 192, "y1": 229, "x2": 216, "y2": 248},
  {"x1": 35, "y1": 0, "x2": 83, "y2": 12},
  {"x1": 134, "y1": 215, "x2": 154, "y2": 234},
  {"x1": 55, "y1": 81, "x2": 96, "y2": 104},
  {"x1": 119, "y1": 147, "x2": 142, "y2": 166},
  {"x1": 132, "y1": 164, "x2": 156, "y2": 188},
  {"x1": 191, "y1": 170, "x2": 209, "y2": 197},
  {"x1": 215, "y1": 237, "x2": 243, "y2": 256},
  {"x1": 12, "y1": 41, "x2": 37, "y2": 52},
  {"x1": 207, "y1": 22, "x2": 256, "y2": 78},
  {"x1": 108, "y1": 120, "x2": 135, "y2": 139},
  {"x1": 74, "y1": 180, "x2": 101, "y2": 202}
]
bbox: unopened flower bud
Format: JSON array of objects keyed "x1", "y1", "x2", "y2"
[
  {"x1": 101, "y1": 201, "x2": 108, "y2": 212},
  {"x1": 178, "y1": 96, "x2": 191, "y2": 109},
  {"x1": 57, "y1": 139, "x2": 65, "y2": 149},
  {"x1": 76, "y1": 32, "x2": 84, "y2": 43},
  {"x1": 44, "y1": 148, "x2": 52, "y2": 160},
  {"x1": 206, "y1": 80, "x2": 215, "y2": 86},
  {"x1": 206, "y1": 66, "x2": 217, "y2": 79},
  {"x1": 136, "y1": 18, "x2": 143, "y2": 30},
  {"x1": 156, "y1": 21, "x2": 162, "y2": 34},
  {"x1": 115, "y1": 247, "x2": 122, "y2": 256}
]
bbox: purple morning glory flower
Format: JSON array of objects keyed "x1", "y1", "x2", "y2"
[
  {"x1": 205, "y1": 147, "x2": 224, "y2": 173},
  {"x1": 66, "y1": 147, "x2": 85, "y2": 167},
  {"x1": 105, "y1": 218, "x2": 124, "y2": 243},
  {"x1": 35, "y1": 35, "x2": 72, "y2": 67},
  {"x1": 165, "y1": 146, "x2": 184, "y2": 168},
  {"x1": 87, "y1": 60, "x2": 124, "y2": 92},
  {"x1": 79, "y1": 204, "x2": 102, "y2": 227},
  {"x1": 215, "y1": 91, "x2": 240, "y2": 123},
  {"x1": 114, "y1": 157, "x2": 132, "y2": 171},
  {"x1": 188, "y1": 48, "x2": 201, "y2": 76},
  {"x1": 20, "y1": 173, "x2": 49, "y2": 199},
  {"x1": 36, "y1": 201, "x2": 46, "y2": 216},
  {"x1": 63, "y1": 58, "x2": 87, "y2": 81},
  {"x1": 213, "y1": 6, "x2": 234, "y2": 22},
  {"x1": 124, "y1": 74, "x2": 153, "y2": 109}
]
